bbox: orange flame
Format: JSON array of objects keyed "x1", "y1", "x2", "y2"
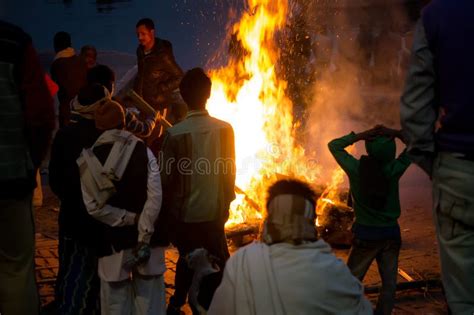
[
  {"x1": 207, "y1": 0, "x2": 348, "y2": 228},
  {"x1": 315, "y1": 145, "x2": 355, "y2": 226}
]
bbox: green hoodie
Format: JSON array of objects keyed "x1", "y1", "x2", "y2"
[{"x1": 328, "y1": 132, "x2": 411, "y2": 227}]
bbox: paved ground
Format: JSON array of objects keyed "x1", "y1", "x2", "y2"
[{"x1": 35, "y1": 172, "x2": 447, "y2": 314}]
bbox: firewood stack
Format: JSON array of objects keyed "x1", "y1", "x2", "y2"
[
  {"x1": 317, "y1": 200, "x2": 354, "y2": 248},
  {"x1": 225, "y1": 188, "x2": 355, "y2": 248}
]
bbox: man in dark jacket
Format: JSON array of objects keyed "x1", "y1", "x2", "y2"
[
  {"x1": 134, "y1": 18, "x2": 185, "y2": 150},
  {"x1": 0, "y1": 20, "x2": 55, "y2": 315},
  {"x1": 49, "y1": 83, "x2": 106, "y2": 314},
  {"x1": 400, "y1": 1, "x2": 474, "y2": 313},
  {"x1": 50, "y1": 31, "x2": 88, "y2": 128}
]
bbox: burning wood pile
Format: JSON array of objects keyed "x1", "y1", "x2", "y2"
[
  {"x1": 225, "y1": 184, "x2": 355, "y2": 248},
  {"x1": 316, "y1": 198, "x2": 354, "y2": 247},
  {"x1": 200, "y1": 0, "x2": 356, "y2": 247}
]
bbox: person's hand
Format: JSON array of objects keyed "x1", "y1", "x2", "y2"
[
  {"x1": 152, "y1": 111, "x2": 161, "y2": 123},
  {"x1": 375, "y1": 126, "x2": 408, "y2": 143},
  {"x1": 373, "y1": 125, "x2": 398, "y2": 139},
  {"x1": 355, "y1": 125, "x2": 384, "y2": 141},
  {"x1": 123, "y1": 242, "x2": 151, "y2": 269}
]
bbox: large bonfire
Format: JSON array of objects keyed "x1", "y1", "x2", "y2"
[{"x1": 206, "y1": 0, "x2": 346, "y2": 228}]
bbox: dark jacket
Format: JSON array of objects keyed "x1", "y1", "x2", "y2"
[
  {"x1": 0, "y1": 21, "x2": 55, "y2": 199},
  {"x1": 134, "y1": 38, "x2": 183, "y2": 111},
  {"x1": 422, "y1": 0, "x2": 474, "y2": 155},
  {"x1": 49, "y1": 118, "x2": 105, "y2": 246},
  {"x1": 50, "y1": 53, "x2": 87, "y2": 125}
]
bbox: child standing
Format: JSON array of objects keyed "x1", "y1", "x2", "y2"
[{"x1": 328, "y1": 125, "x2": 411, "y2": 315}]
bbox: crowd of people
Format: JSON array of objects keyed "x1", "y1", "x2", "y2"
[{"x1": 1, "y1": 0, "x2": 474, "y2": 314}]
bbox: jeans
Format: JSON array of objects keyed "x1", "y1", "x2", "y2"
[
  {"x1": 347, "y1": 238, "x2": 401, "y2": 315},
  {"x1": 433, "y1": 152, "x2": 474, "y2": 314}
]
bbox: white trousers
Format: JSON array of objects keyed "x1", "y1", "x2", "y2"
[{"x1": 100, "y1": 274, "x2": 166, "y2": 315}]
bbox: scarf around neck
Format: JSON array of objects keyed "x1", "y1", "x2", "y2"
[
  {"x1": 54, "y1": 47, "x2": 76, "y2": 60},
  {"x1": 70, "y1": 86, "x2": 111, "y2": 122}
]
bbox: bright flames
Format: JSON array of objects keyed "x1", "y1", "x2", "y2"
[{"x1": 207, "y1": 0, "x2": 345, "y2": 228}]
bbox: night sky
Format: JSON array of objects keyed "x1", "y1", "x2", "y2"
[{"x1": 1, "y1": 0, "x2": 244, "y2": 69}]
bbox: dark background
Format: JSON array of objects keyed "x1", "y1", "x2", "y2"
[{"x1": 0, "y1": 0, "x2": 243, "y2": 69}]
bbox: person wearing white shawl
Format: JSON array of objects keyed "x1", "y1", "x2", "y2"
[{"x1": 208, "y1": 179, "x2": 373, "y2": 315}]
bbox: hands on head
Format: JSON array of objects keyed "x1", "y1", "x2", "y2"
[{"x1": 356, "y1": 125, "x2": 406, "y2": 143}]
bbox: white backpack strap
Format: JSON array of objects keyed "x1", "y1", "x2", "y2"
[
  {"x1": 77, "y1": 150, "x2": 116, "y2": 208},
  {"x1": 80, "y1": 148, "x2": 115, "y2": 191},
  {"x1": 78, "y1": 129, "x2": 142, "y2": 208},
  {"x1": 93, "y1": 130, "x2": 140, "y2": 181},
  {"x1": 102, "y1": 131, "x2": 139, "y2": 181}
]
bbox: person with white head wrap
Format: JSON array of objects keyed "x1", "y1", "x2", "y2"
[{"x1": 208, "y1": 179, "x2": 373, "y2": 315}]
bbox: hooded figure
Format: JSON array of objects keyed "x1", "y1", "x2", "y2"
[
  {"x1": 359, "y1": 136, "x2": 397, "y2": 211},
  {"x1": 328, "y1": 127, "x2": 411, "y2": 315}
]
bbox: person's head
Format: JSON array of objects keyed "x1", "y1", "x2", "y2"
[
  {"x1": 80, "y1": 45, "x2": 98, "y2": 69},
  {"x1": 365, "y1": 136, "x2": 396, "y2": 164},
  {"x1": 136, "y1": 18, "x2": 155, "y2": 50},
  {"x1": 53, "y1": 31, "x2": 72, "y2": 53},
  {"x1": 94, "y1": 99, "x2": 125, "y2": 131},
  {"x1": 262, "y1": 179, "x2": 318, "y2": 245},
  {"x1": 87, "y1": 65, "x2": 116, "y2": 95},
  {"x1": 179, "y1": 68, "x2": 212, "y2": 110},
  {"x1": 77, "y1": 83, "x2": 107, "y2": 106}
]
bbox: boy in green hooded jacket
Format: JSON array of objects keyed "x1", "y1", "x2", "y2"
[{"x1": 328, "y1": 125, "x2": 411, "y2": 315}]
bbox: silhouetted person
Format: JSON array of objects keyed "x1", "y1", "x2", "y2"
[
  {"x1": 0, "y1": 20, "x2": 55, "y2": 315},
  {"x1": 49, "y1": 83, "x2": 107, "y2": 314},
  {"x1": 328, "y1": 126, "x2": 411, "y2": 315},
  {"x1": 80, "y1": 45, "x2": 98, "y2": 70},
  {"x1": 401, "y1": 0, "x2": 474, "y2": 312},
  {"x1": 50, "y1": 31, "x2": 87, "y2": 127},
  {"x1": 162, "y1": 68, "x2": 235, "y2": 315},
  {"x1": 82, "y1": 64, "x2": 159, "y2": 137}
]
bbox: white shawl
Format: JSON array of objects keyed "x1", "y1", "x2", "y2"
[{"x1": 208, "y1": 240, "x2": 373, "y2": 315}]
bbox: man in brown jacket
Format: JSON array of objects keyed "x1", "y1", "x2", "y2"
[
  {"x1": 50, "y1": 31, "x2": 87, "y2": 128},
  {"x1": 134, "y1": 18, "x2": 185, "y2": 151}
]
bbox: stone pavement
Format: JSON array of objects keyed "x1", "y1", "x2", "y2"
[
  {"x1": 35, "y1": 233, "x2": 193, "y2": 314},
  {"x1": 34, "y1": 184, "x2": 447, "y2": 314},
  {"x1": 35, "y1": 234, "x2": 58, "y2": 307}
]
